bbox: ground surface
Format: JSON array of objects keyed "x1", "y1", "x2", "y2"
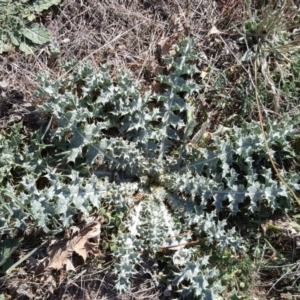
[{"x1": 1, "y1": 0, "x2": 300, "y2": 299}]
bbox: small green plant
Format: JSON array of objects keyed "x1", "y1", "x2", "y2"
[
  {"x1": 241, "y1": 1, "x2": 300, "y2": 111},
  {"x1": 0, "y1": 0, "x2": 61, "y2": 54},
  {"x1": 1, "y1": 38, "x2": 300, "y2": 298},
  {"x1": 239, "y1": 1, "x2": 298, "y2": 59}
]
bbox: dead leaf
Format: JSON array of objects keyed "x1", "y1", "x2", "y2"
[
  {"x1": 35, "y1": 220, "x2": 101, "y2": 273},
  {"x1": 171, "y1": 14, "x2": 188, "y2": 34},
  {"x1": 146, "y1": 59, "x2": 165, "y2": 77},
  {"x1": 43, "y1": 275, "x2": 57, "y2": 294},
  {"x1": 71, "y1": 222, "x2": 101, "y2": 261},
  {"x1": 207, "y1": 25, "x2": 222, "y2": 36},
  {"x1": 158, "y1": 32, "x2": 182, "y2": 57},
  {"x1": 16, "y1": 283, "x2": 34, "y2": 298}
]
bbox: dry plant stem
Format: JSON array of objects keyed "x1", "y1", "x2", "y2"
[
  {"x1": 6, "y1": 240, "x2": 48, "y2": 275},
  {"x1": 254, "y1": 59, "x2": 300, "y2": 208},
  {"x1": 267, "y1": 261, "x2": 300, "y2": 295},
  {"x1": 159, "y1": 241, "x2": 200, "y2": 250}
]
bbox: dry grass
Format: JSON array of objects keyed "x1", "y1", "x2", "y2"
[
  {"x1": 0, "y1": 0, "x2": 244, "y2": 132},
  {"x1": 1, "y1": 0, "x2": 225, "y2": 100}
]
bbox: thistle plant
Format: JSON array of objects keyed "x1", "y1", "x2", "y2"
[{"x1": 0, "y1": 38, "x2": 299, "y2": 298}]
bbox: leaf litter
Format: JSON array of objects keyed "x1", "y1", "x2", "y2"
[{"x1": 34, "y1": 220, "x2": 101, "y2": 274}]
